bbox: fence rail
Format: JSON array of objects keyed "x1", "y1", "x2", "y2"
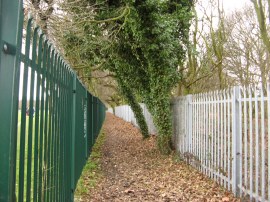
[{"x1": 0, "y1": 2, "x2": 106, "y2": 201}]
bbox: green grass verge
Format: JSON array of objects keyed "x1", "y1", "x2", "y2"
[{"x1": 75, "y1": 130, "x2": 105, "y2": 197}]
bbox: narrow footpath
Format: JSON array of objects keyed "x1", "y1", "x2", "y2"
[{"x1": 82, "y1": 113, "x2": 239, "y2": 202}]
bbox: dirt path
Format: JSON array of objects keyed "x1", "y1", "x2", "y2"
[{"x1": 83, "y1": 113, "x2": 239, "y2": 202}]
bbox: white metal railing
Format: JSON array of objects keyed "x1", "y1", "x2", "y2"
[
  {"x1": 108, "y1": 84, "x2": 269, "y2": 201},
  {"x1": 108, "y1": 104, "x2": 157, "y2": 134},
  {"x1": 173, "y1": 84, "x2": 270, "y2": 201}
]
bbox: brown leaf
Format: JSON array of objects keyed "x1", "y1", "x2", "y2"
[
  {"x1": 124, "y1": 189, "x2": 134, "y2": 194},
  {"x1": 222, "y1": 197, "x2": 230, "y2": 202}
]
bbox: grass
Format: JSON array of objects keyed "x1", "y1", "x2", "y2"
[
  {"x1": 16, "y1": 109, "x2": 105, "y2": 201},
  {"x1": 16, "y1": 110, "x2": 35, "y2": 201},
  {"x1": 75, "y1": 130, "x2": 105, "y2": 198},
  {"x1": 16, "y1": 110, "x2": 46, "y2": 201}
]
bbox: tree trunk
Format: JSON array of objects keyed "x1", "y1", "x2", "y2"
[
  {"x1": 118, "y1": 79, "x2": 149, "y2": 139},
  {"x1": 146, "y1": 94, "x2": 173, "y2": 154}
]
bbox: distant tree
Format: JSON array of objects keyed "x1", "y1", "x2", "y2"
[
  {"x1": 224, "y1": 5, "x2": 269, "y2": 87},
  {"x1": 176, "y1": 0, "x2": 229, "y2": 96},
  {"x1": 26, "y1": 0, "x2": 54, "y2": 34},
  {"x1": 251, "y1": 0, "x2": 270, "y2": 54}
]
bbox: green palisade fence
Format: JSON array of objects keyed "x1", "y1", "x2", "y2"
[{"x1": 0, "y1": 1, "x2": 106, "y2": 201}]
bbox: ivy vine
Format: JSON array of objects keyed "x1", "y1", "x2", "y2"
[{"x1": 59, "y1": 0, "x2": 193, "y2": 154}]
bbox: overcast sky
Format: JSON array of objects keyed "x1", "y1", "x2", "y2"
[{"x1": 220, "y1": 0, "x2": 251, "y2": 12}]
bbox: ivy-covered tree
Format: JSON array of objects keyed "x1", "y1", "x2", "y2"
[
  {"x1": 54, "y1": 0, "x2": 193, "y2": 154},
  {"x1": 117, "y1": 77, "x2": 149, "y2": 139}
]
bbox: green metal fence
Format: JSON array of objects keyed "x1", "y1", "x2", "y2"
[{"x1": 0, "y1": 1, "x2": 106, "y2": 201}]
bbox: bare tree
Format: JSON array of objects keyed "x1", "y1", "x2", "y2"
[
  {"x1": 177, "y1": 0, "x2": 270, "y2": 96},
  {"x1": 24, "y1": 0, "x2": 123, "y2": 107},
  {"x1": 24, "y1": 0, "x2": 55, "y2": 34},
  {"x1": 176, "y1": 0, "x2": 231, "y2": 96},
  {"x1": 224, "y1": 5, "x2": 270, "y2": 88},
  {"x1": 251, "y1": 0, "x2": 270, "y2": 53}
]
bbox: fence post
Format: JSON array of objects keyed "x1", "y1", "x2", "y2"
[
  {"x1": 187, "y1": 95, "x2": 193, "y2": 153},
  {"x1": 91, "y1": 96, "x2": 94, "y2": 147},
  {"x1": 85, "y1": 90, "x2": 88, "y2": 159},
  {"x1": 171, "y1": 99, "x2": 177, "y2": 150},
  {"x1": 232, "y1": 86, "x2": 241, "y2": 196},
  {"x1": 0, "y1": 0, "x2": 23, "y2": 201},
  {"x1": 70, "y1": 75, "x2": 76, "y2": 202}
]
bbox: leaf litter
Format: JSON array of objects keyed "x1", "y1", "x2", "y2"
[{"x1": 78, "y1": 113, "x2": 239, "y2": 202}]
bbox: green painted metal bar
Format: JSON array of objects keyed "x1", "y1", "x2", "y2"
[
  {"x1": 58, "y1": 60, "x2": 64, "y2": 202},
  {"x1": 33, "y1": 32, "x2": 43, "y2": 202},
  {"x1": 53, "y1": 55, "x2": 60, "y2": 202},
  {"x1": 11, "y1": 10, "x2": 24, "y2": 201},
  {"x1": 57, "y1": 57, "x2": 63, "y2": 202},
  {"x1": 62, "y1": 63, "x2": 67, "y2": 201},
  {"x1": 87, "y1": 94, "x2": 90, "y2": 152},
  {"x1": 95, "y1": 97, "x2": 98, "y2": 140},
  {"x1": 18, "y1": 17, "x2": 32, "y2": 202},
  {"x1": 60, "y1": 60, "x2": 67, "y2": 202},
  {"x1": 52, "y1": 52, "x2": 57, "y2": 202},
  {"x1": 51, "y1": 52, "x2": 58, "y2": 202},
  {"x1": 71, "y1": 75, "x2": 76, "y2": 202},
  {"x1": 62, "y1": 62, "x2": 65, "y2": 202},
  {"x1": 85, "y1": 90, "x2": 88, "y2": 159},
  {"x1": 33, "y1": 32, "x2": 44, "y2": 202},
  {"x1": 93, "y1": 97, "x2": 96, "y2": 143},
  {"x1": 38, "y1": 39, "x2": 48, "y2": 202},
  {"x1": 65, "y1": 66, "x2": 73, "y2": 202},
  {"x1": 47, "y1": 46, "x2": 52, "y2": 195},
  {"x1": 42, "y1": 43, "x2": 51, "y2": 202},
  {"x1": 98, "y1": 100, "x2": 100, "y2": 132},
  {"x1": 26, "y1": 24, "x2": 39, "y2": 202},
  {"x1": 46, "y1": 47, "x2": 54, "y2": 202},
  {"x1": 68, "y1": 69, "x2": 73, "y2": 202},
  {"x1": 87, "y1": 93, "x2": 93, "y2": 155},
  {"x1": 49, "y1": 52, "x2": 55, "y2": 201},
  {"x1": 54, "y1": 61, "x2": 60, "y2": 201},
  {"x1": 59, "y1": 61, "x2": 65, "y2": 202},
  {"x1": 54, "y1": 59, "x2": 60, "y2": 202},
  {"x1": 0, "y1": 0, "x2": 23, "y2": 201},
  {"x1": 49, "y1": 48, "x2": 55, "y2": 201},
  {"x1": 52, "y1": 52, "x2": 58, "y2": 202},
  {"x1": 91, "y1": 96, "x2": 94, "y2": 148}
]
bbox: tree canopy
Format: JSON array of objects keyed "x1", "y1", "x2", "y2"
[
  {"x1": 27, "y1": 0, "x2": 270, "y2": 153},
  {"x1": 57, "y1": 0, "x2": 193, "y2": 153}
]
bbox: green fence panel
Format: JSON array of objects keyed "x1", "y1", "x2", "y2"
[
  {"x1": 74, "y1": 79, "x2": 87, "y2": 187},
  {"x1": 0, "y1": 7, "x2": 106, "y2": 202},
  {"x1": 0, "y1": 0, "x2": 23, "y2": 201}
]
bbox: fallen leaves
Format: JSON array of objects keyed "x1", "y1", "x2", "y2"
[
  {"x1": 222, "y1": 197, "x2": 230, "y2": 202},
  {"x1": 79, "y1": 113, "x2": 239, "y2": 202},
  {"x1": 124, "y1": 189, "x2": 135, "y2": 194}
]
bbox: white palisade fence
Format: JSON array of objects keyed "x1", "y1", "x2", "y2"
[
  {"x1": 108, "y1": 84, "x2": 270, "y2": 201},
  {"x1": 108, "y1": 104, "x2": 157, "y2": 134},
  {"x1": 173, "y1": 84, "x2": 270, "y2": 201}
]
